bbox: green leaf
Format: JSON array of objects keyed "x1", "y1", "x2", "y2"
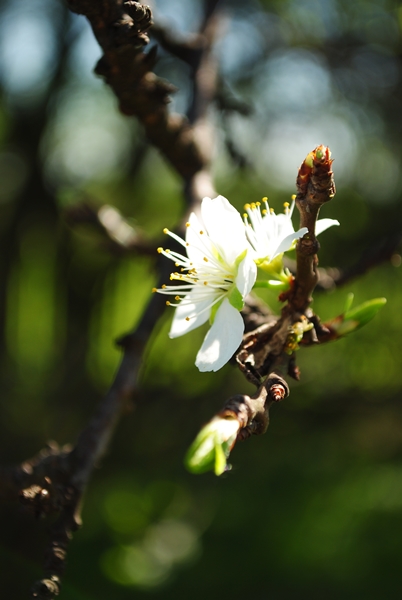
[
  {"x1": 335, "y1": 297, "x2": 387, "y2": 336},
  {"x1": 344, "y1": 297, "x2": 387, "y2": 328},
  {"x1": 209, "y1": 299, "x2": 223, "y2": 325},
  {"x1": 343, "y1": 293, "x2": 354, "y2": 314},
  {"x1": 228, "y1": 286, "x2": 243, "y2": 310},
  {"x1": 235, "y1": 248, "x2": 247, "y2": 267},
  {"x1": 315, "y1": 147, "x2": 324, "y2": 160}
]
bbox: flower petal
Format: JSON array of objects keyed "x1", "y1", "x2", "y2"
[
  {"x1": 201, "y1": 196, "x2": 247, "y2": 264},
  {"x1": 271, "y1": 227, "x2": 308, "y2": 258},
  {"x1": 272, "y1": 212, "x2": 295, "y2": 240},
  {"x1": 235, "y1": 253, "x2": 257, "y2": 298},
  {"x1": 169, "y1": 295, "x2": 212, "y2": 338},
  {"x1": 316, "y1": 218, "x2": 340, "y2": 236},
  {"x1": 195, "y1": 298, "x2": 244, "y2": 372},
  {"x1": 185, "y1": 212, "x2": 214, "y2": 263}
]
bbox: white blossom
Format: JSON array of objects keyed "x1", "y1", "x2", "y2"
[
  {"x1": 154, "y1": 196, "x2": 257, "y2": 372},
  {"x1": 243, "y1": 197, "x2": 339, "y2": 271}
]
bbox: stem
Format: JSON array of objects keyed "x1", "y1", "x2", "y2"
[{"x1": 290, "y1": 145, "x2": 336, "y2": 313}]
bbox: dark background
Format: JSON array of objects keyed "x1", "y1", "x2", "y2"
[{"x1": 0, "y1": 0, "x2": 402, "y2": 598}]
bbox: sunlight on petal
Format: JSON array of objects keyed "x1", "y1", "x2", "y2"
[
  {"x1": 169, "y1": 297, "x2": 212, "y2": 338},
  {"x1": 315, "y1": 218, "x2": 340, "y2": 236},
  {"x1": 235, "y1": 254, "x2": 257, "y2": 298},
  {"x1": 272, "y1": 227, "x2": 308, "y2": 257},
  {"x1": 195, "y1": 299, "x2": 244, "y2": 372}
]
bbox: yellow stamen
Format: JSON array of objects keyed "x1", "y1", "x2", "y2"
[
  {"x1": 186, "y1": 222, "x2": 190, "y2": 227},
  {"x1": 256, "y1": 201, "x2": 261, "y2": 207},
  {"x1": 152, "y1": 287, "x2": 157, "y2": 293},
  {"x1": 262, "y1": 196, "x2": 268, "y2": 202},
  {"x1": 262, "y1": 209, "x2": 267, "y2": 215},
  {"x1": 157, "y1": 247, "x2": 163, "y2": 253},
  {"x1": 162, "y1": 284, "x2": 167, "y2": 289},
  {"x1": 204, "y1": 281, "x2": 208, "y2": 285},
  {"x1": 291, "y1": 194, "x2": 296, "y2": 201},
  {"x1": 243, "y1": 213, "x2": 248, "y2": 219},
  {"x1": 166, "y1": 301, "x2": 171, "y2": 306},
  {"x1": 175, "y1": 295, "x2": 180, "y2": 301},
  {"x1": 203, "y1": 257, "x2": 208, "y2": 262},
  {"x1": 185, "y1": 317, "x2": 190, "y2": 321},
  {"x1": 270, "y1": 208, "x2": 275, "y2": 214},
  {"x1": 163, "y1": 228, "x2": 168, "y2": 234},
  {"x1": 199, "y1": 230, "x2": 204, "y2": 235},
  {"x1": 244, "y1": 203, "x2": 251, "y2": 210}
]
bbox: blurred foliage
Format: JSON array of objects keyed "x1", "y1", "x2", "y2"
[{"x1": 0, "y1": 0, "x2": 402, "y2": 598}]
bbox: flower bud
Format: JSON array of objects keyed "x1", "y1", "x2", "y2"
[{"x1": 185, "y1": 417, "x2": 239, "y2": 476}]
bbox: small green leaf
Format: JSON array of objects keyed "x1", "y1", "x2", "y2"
[
  {"x1": 331, "y1": 297, "x2": 387, "y2": 337},
  {"x1": 209, "y1": 299, "x2": 223, "y2": 325},
  {"x1": 315, "y1": 147, "x2": 324, "y2": 160},
  {"x1": 344, "y1": 293, "x2": 354, "y2": 314},
  {"x1": 335, "y1": 319, "x2": 359, "y2": 336},
  {"x1": 235, "y1": 248, "x2": 247, "y2": 267},
  {"x1": 305, "y1": 154, "x2": 314, "y2": 168},
  {"x1": 344, "y1": 297, "x2": 387, "y2": 329},
  {"x1": 228, "y1": 286, "x2": 243, "y2": 310}
]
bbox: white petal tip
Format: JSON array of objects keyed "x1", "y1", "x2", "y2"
[
  {"x1": 196, "y1": 362, "x2": 214, "y2": 372},
  {"x1": 195, "y1": 357, "x2": 223, "y2": 372},
  {"x1": 316, "y1": 218, "x2": 340, "y2": 236}
]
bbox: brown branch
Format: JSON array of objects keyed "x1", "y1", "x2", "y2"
[
  {"x1": 151, "y1": 23, "x2": 204, "y2": 67},
  {"x1": 218, "y1": 373, "x2": 289, "y2": 442},
  {"x1": 65, "y1": 201, "x2": 156, "y2": 255},
  {"x1": 0, "y1": 443, "x2": 70, "y2": 503},
  {"x1": 0, "y1": 1, "x2": 224, "y2": 597},
  {"x1": 65, "y1": 0, "x2": 204, "y2": 179}
]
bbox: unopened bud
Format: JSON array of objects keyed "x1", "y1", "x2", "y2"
[{"x1": 185, "y1": 417, "x2": 239, "y2": 476}]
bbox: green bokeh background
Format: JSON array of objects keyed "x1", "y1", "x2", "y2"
[{"x1": 0, "y1": 0, "x2": 402, "y2": 598}]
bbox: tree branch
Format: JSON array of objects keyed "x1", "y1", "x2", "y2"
[
  {"x1": 290, "y1": 145, "x2": 336, "y2": 313},
  {"x1": 0, "y1": 1, "x2": 224, "y2": 597}
]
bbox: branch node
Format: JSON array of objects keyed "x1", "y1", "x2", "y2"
[
  {"x1": 31, "y1": 576, "x2": 61, "y2": 599},
  {"x1": 123, "y1": 2, "x2": 153, "y2": 31}
]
